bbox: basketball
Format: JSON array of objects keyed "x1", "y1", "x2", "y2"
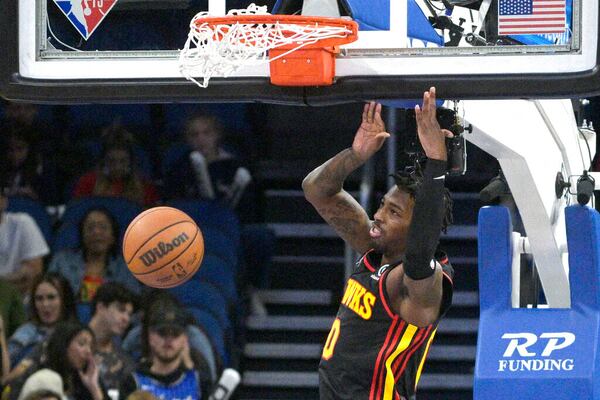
[{"x1": 123, "y1": 206, "x2": 204, "y2": 288}]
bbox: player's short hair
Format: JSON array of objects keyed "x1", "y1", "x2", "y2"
[{"x1": 392, "y1": 161, "x2": 453, "y2": 233}]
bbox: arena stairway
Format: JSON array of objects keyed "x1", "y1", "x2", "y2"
[{"x1": 236, "y1": 187, "x2": 481, "y2": 400}]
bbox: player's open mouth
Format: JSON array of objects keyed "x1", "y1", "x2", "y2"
[{"x1": 369, "y1": 223, "x2": 382, "y2": 239}]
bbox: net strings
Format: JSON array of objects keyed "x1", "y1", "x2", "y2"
[{"x1": 179, "y1": 3, "x2": 353, "y2": 87}]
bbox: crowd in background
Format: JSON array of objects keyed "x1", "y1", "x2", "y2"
[{"x1": 0, "y1": 100, "x2": 272, "y2": 400}]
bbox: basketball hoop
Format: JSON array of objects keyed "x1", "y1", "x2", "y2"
[{"x1": 179, "y1": 4, "x2": 359, "y2": 87}]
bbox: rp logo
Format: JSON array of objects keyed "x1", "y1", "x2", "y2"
[
  {"x1": 53, "y1": 0, "x2": 118, "y2": 40},
  {"x1": 501, "y1": 332, "x2": 576, "y2": 357}
]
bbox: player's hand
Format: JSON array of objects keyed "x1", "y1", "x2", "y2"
[
  {"x1": 415, "y1": 87, "x2": 454, "y2": 161},
  {"x1": 352, "y1": 102, "x2": 390, "y2": 162}
]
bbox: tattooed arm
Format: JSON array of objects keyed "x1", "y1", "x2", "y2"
[{"x1": 302, "y1": 102, "x2": 390, "y2": 254}]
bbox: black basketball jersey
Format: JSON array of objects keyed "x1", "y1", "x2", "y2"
[{"x1": 319, "y1": 250, "x2": 454, "y2": 400}]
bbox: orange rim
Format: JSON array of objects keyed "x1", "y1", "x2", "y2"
[{"x1": 192, "y1": 14, "x2": 359, "y2": 48}]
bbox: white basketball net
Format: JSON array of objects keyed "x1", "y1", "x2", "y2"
[{"x1": 179, "y1": 4, "x2": 354, "y2": 88}]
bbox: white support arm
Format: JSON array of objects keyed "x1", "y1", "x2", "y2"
[{"x1": 461, "y1": 99, "x2": 590, "y2": 308}]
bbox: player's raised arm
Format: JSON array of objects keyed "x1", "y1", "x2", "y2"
[
  {"x1": 390, "y1": 87, "x2": 454, "y2": 327},
  {"x1": 302, "y1": 102, "x2": 390, "y2": 254}
]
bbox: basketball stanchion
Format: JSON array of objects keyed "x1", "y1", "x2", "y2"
[
  {"x1": 474, "y1": 206, "x2": 600, "y2": 399},
  {"x1": 123, "y1": 206, "x2": 205, "y2": 288},
  {"x1": 179, "y1": 3, "x2": 358, "y2": 87}
]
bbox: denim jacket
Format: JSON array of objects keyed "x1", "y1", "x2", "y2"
[
  {"x1": 48, "y1": 249, "x2": 141, "y2": 296},
  {"x1": 7, "y1": 322, "x2": 50, "y2": 367}
]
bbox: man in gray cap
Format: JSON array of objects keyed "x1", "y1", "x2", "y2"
[{"x1": 119, "y1": 298, "x2": 213, "y2": 400}]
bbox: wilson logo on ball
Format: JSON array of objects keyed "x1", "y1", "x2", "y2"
[{"x1": 138, "y1": 232, "x2": 190, "y2": 267}]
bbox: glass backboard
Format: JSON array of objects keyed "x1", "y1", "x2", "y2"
[{"x1": 1, "y1": 0, "x2": 599, "y2": 104}]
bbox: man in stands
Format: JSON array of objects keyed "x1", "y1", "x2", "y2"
[
  {"x1": 119, "y1": 299, "x2": 213, "y2": 399},
  {"x1": 88, "y1": 282, "x2": 137, "y2": 393},
  {"x1": 0, "y1": 189, "x2": 49, "y2": 296}
]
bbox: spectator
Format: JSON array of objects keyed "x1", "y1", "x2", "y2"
[
  {"x1": 0, "y1": 102, "x2": 45, "y2": 154},
  {"x1": 21, "y1": 389, "x2": 63, "y2": 400},
  {"x1": 0, "y1": 190, "x2": 49, "y2": 295},
  {"x1": 15, "y1": 369, "x2": 64, "y2": 400},
  {"x1": 1, "y1": 102, "x2": 39, "y2": 128},
  {"x1": 122, "y1": 291, "x2": 220, "y2": 383},
  {"x1": 88, "y1": 282, "x2": 137, "y2": 392},
  {"x1": 0, "y1": 126, "x2": 58, "y2": 205},
  {"x1": 164, "y1": 113, "x2": 253, "y2": 215},
  {"x1": 119, "y1": 298, "x2": 214, "y2": 399},
  {"x1": 163, "y1": 113, "x2": 274, "y2": 313},
  {"x1": 18, "y1": 322, "x2": 106, "y2": 400},
  {"x1": 72, "y1": 125, "x2": 159, "y2": 207},
  {"x1": 0, "y1": 280, "x2": 26, "y2": 338},
  {"x1": 125, "y1": 390, "x2": 158, "y2": 400},
  {"x1": 7, "y1": 273, "x2": 76, "y2": 373},
  {"x1": 48, "y1": 207, "x2": 140, "y2": 302}
]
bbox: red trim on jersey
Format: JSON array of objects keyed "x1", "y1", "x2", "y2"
[
  {"x1": 390, "y1": 326, "x2": 425, "y2": 374},
  {"x1": 363, "y1": 249, "x2": 376, "y2": 272},
  {"x1": 442, "y1": 270, "x2": 453, "y2": 285},
  {"x1": 379, "y1": 270, "x2": 397, "y2": 319},
  {"x1": 370, "y1": 319, "x2": 404, "y2": 400},
  {"x1": 375, "y1": 321, "x2": 407, "y2": 400},
  {"x1": 394, "y1": 326, "x2": 433, "y2": 379}
]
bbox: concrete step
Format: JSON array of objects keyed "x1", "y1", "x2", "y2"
[
  {"x1": 272, "y1": 255, "x2": 477, "y2": 266},
  {"x1": 255, "y1": 289, "x2": 478, "y2": 308},
  {"x1": 242, "y1": 371, "x2": 473, "y2": 390},
  {"x1": 244, "y1": 343, "x2": 476, "y2": 361},
  {"x1": 268, "y1": 223, "x2": 478, "y2": 240},
  {"x1": 246, "y1": 315, "x2": 478, "y2": 334},
  {"x1": 257, "y1": 289, "x2": 332, "y2": 306},
  {"x1": 264, "y1": 190, "x2": 483, "y2": 225}
]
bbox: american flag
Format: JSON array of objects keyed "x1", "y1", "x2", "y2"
[{"x1": 498, "y1": 0, "x2": 566, "y2": 36}]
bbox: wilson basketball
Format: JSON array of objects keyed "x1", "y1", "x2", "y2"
[{"x1": 123, "y1": 206, "x2": 204, "y2": 288}]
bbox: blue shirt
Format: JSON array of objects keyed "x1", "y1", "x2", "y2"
[{"x1": 134, "y1": 368, "x2": 201, "y2": 400}]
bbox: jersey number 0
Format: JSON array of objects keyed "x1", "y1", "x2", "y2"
[{"x1": 322, "y1": 318, "x2": 341, "y2": 360}]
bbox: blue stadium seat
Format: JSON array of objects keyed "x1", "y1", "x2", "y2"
[
  {"x1": 187, "y1": 306, "x2": 228, "y2": 365},
  {"x1": 201, "y1": 225, "x2": 239, "y2": 268},
  {"x1": 6, "y1": 196, "x2": 53, "y2": 245},
  {"x1": 160, "y1": 142, "x2": 191, "y2": 179},
  {"x1": 166, "y1": 199, "x2": 241, "y2": 248},
  {"x1": 66, "y1": 104, "x2": 153, "y2": 132},
  {"x1": 195, "y1": 254, "x2": 238, "y2": 305},
  {"x1": 167, "y1": 280, "x2": 231, "y2": 330},
  {"x1": 76, "y1": 302, "x2": 92, "y2": 324},
  {"x1": 52, "y1": 197, "x2": 142, "y2": 251}
]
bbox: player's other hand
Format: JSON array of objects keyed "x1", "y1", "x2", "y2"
[
  {"x1": 415, "y1": 87, "x2": 454, "y2": 161},
  {"x1": 352, "y1": 102, "x2": 390, "y2": 162}
]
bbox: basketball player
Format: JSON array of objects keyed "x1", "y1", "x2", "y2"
[{"x1": 303, "y1": 87, "x2": 454, "y2": 400}]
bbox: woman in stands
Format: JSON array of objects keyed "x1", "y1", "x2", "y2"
[
  {"x1": 72, "y1": 125, "x2": 159, "y2": 207},
  {"x1": 18, "y1": 322, "x2": 106, "y2": 400},
  {"x1": 4, "y1": 273, "x2": 76, "y2": 381},
  {"x1": 48, "y1": 207, "x2": 140, "y2": 302},
  {"x1": 0, "y1": 125, "x2": 57, "y2": 205}
]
